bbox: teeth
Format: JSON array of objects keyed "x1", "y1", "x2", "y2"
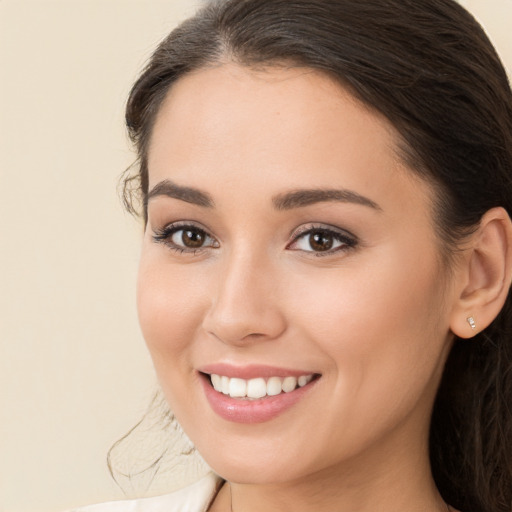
[
  {"x1": 266, "y1": 377, "x2": 283, "y2": 396},
  {"x1": 298, "y1": 375, "x2": 313, "y2": 387},
  {"x1": 209, "y1": 373, "x2": 315, "y2": 399},
  {"x1": 229, "y1": 378, "x2": 247, "y2": 398},
  {"x1": 282, "y1": 376, "x2": 297, "y2": 392},
  {"x1": 221, "y1": 376, "x2": 230, "y2": 394},
  {"x1": 247, "y1": 378, "x2": 267, "y2": 399},
  {"x1": 211, "y1": 374, "x2": 222, "y2": 392}
]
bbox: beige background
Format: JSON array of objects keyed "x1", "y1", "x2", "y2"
[{"x1": 0, "y1": 1, "x2": 511, "y2": 511}]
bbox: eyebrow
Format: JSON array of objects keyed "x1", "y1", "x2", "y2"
[
  {"x1": 146, "y1": 180, "x2": 381, "y2": 212},
  {"x1": 272, "y1": 188, "x2": 382, "y2": 211},
  {"x1": 146, "y1": 180, "x2": 214, "y2": 208}
]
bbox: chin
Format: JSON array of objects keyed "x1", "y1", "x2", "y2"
[
  {"x1": 191, "y1": 434, "x2": 318, "y2": 485},
  {"x1": 210, "y1": 459, "x2": 300, "y2": 486}
]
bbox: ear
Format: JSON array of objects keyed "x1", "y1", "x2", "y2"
[{"x1": 450, "y1": 207, "x2": 512, "y2": 339}]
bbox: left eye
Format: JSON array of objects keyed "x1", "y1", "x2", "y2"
[
  {"x1": 172, "y1": 228, "x2": 210, "y2": 248},
  {"x1": 289, "y1": 228, "x2": 357, "y2": 254},
  {"x1": 153, "y1": 224, "x2": 218, "y2": 252}
]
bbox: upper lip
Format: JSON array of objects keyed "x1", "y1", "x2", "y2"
[{"x1": 198, "y1": 363, "x2": 319, "y2": 380}]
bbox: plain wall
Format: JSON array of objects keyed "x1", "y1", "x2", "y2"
[{"x1": 1, "y1": 1, "x2": 511, "y2": 511}]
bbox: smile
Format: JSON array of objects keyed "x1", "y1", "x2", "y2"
[
  {"x1": 199, "y1": 368, "x2": 320, "y2": 423},
  {"x1": 209, "y1": 374, "x2": 315, "y2": 399}
]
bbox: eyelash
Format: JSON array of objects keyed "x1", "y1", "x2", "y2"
[
  {"x1": 152, "y1": 222, "x2": 218, "y2": 254},
  {"x1": 152, "y1": 222, "x2": 358, "y2": 256},
  {"x1": 287, "y1": 224, "x2": 358, "y2": 257}
]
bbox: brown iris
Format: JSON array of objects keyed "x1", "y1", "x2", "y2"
[
  {"x1": 309, "y1": 231, "x2": 334, "y2": 252},
  {"x1": 181, "y1": 229, "x2": 206, "y2": 248}
]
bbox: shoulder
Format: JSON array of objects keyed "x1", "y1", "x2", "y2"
[{"x1": 68, "y1": 473, "x2": 223, "y2": 512}]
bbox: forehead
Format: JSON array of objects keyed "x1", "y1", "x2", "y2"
[{"x1": 147, "y1": 63, "x2": 432, "y2": 213}]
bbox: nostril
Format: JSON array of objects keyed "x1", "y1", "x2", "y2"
[
  {"x1": 201, "y1": 272, "x2": 287, "y2": 345},
  {"x1": 243, "y1": 332, "x2": 266, "y2": 340}
]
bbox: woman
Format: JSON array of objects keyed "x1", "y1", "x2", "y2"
[{"x1": 74, "y1": 0, "x2": 512, "y2": 511}]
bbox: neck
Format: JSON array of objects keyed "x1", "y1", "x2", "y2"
[{"x1": 229, "y1": 465, "x2": 444, "y2": 512}]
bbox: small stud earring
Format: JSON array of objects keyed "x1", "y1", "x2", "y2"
[{"x1": 467, "y1": 316, "x2": 476, "y2": 330}]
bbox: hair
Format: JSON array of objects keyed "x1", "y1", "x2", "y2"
[{"x1": 120, "y1": 1, "x2": 512, "y2": 510}]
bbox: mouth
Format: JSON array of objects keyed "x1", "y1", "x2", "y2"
[
  {"x1": 198, "y1": 366, "x2": 321, "y2": 423},
  {"x1": 204, "y1": 373, "x2": 319, "y2": 400}
]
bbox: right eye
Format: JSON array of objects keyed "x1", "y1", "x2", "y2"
[{"x1": 152, "y1": 223, "x2": 219, "y2": 253}]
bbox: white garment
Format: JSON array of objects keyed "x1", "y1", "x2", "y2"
[{"x1": 69, "y1": 473, "x2": 222, "y2": 512}]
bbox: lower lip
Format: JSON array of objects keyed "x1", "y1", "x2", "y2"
[{"x1": 200, "y1": 374, "x2": 318, "y2": 424}]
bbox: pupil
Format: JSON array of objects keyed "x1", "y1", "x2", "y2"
[
  {"x1": 310, "y1": 232, "x2": 333, "y2": 251},
  {"x1": 182, "y1": 230, "x2": 204, "y2": 248}
]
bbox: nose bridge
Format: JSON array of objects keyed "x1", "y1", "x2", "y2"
[{"x1": 203, "y1": 245, "x2": 285, "y2": 344}]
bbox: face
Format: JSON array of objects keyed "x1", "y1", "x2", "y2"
[{"x1": 138, "y1": 64, "x2": 456, "y2": 485}]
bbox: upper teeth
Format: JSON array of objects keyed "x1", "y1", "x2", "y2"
[{"x1": 210, "y1": 374, "x2": 314, "y2": 399}]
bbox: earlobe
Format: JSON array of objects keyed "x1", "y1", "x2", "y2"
[
  {"x1": 466, "y1": 316, "x2": 477, "y2": 331},
  {"x1": 450, "y1": 207, "x2": 512, "y2": 339}
]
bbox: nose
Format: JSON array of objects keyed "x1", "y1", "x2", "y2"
[{"x1": 202, "y1": 250, "x2": 287, "y2": 346}]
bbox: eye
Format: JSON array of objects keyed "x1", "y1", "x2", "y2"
[
  {"x1": 152, "y1": 223, "x2": 219, "y2": 253},
  {"x1": 288, "y1": 226, "x2": 357, "y2": 255}
]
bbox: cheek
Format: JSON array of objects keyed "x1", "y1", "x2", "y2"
[
  {"x1": 136, "y1": 253, "x2": 208, "y2": 367},
  {"x1": 291, "y1": 249, "x2": 448, "y2": 423},
  {"x1": 293, "y1": 250, "x2": 443, "y2": 345}
]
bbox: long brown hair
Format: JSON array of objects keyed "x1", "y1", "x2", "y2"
[{"x1": 121, "y1": 1, "x2": 512, "y2": 510}]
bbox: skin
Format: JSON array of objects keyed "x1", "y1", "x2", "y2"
[{"x1": 138, "y1": 63, "x2": 463, "y2": 511}]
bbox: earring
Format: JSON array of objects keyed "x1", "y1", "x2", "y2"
[{"x1": 467, "y1": 316, "x2": 476, "y2": 330}]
